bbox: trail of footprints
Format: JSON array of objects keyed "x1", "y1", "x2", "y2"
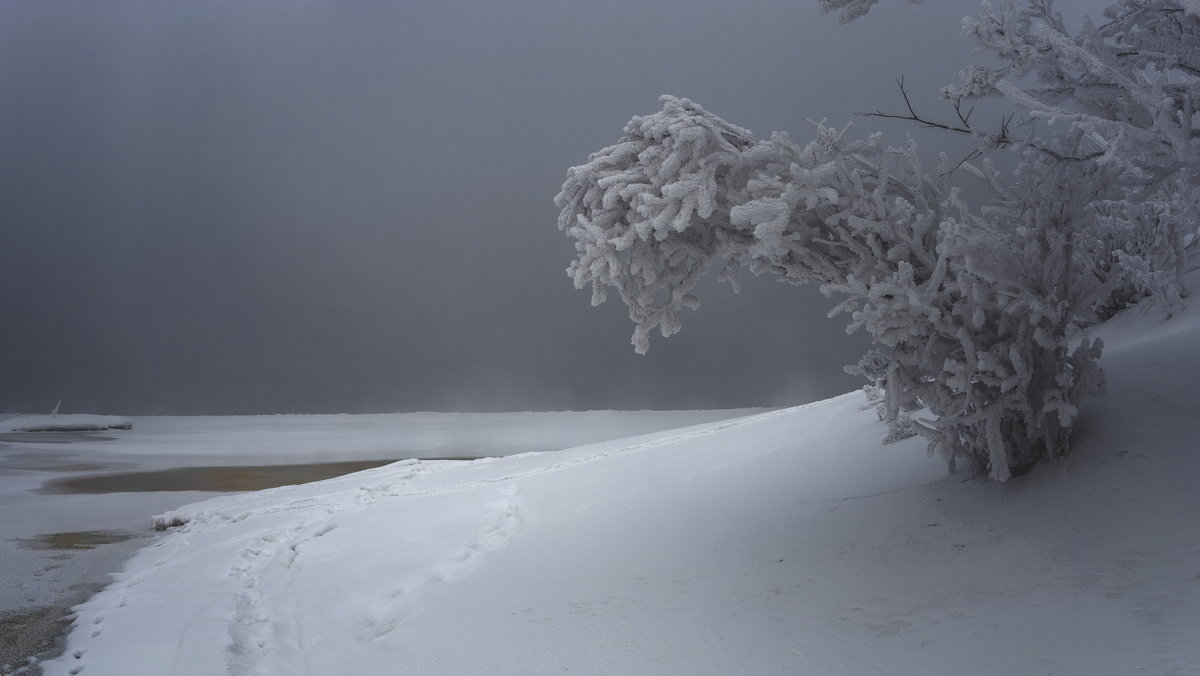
[
  {"x1": 57, "y1": 406, "x2": 795, "y2": 675},
  {"x1": 360, "y1": 483, "x2": 522, "y2": 642},
  {"x1": 222, "y1": 480, "x2": 522, "y2": 673}
]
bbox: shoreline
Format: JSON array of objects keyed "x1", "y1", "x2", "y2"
[
  {"x1": 1, "y1": 410, "x2": 756, "y2": 673},
  {"x1": 4, "y1": 458, "x2": 449, "y2": 674},
  {"x1": 2, "y1": 543, "x2": 143, "y2": 676}
]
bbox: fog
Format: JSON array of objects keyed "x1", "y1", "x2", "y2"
[{"x1": 0, "y1": 0, "x2": 1107, "y2": 414}]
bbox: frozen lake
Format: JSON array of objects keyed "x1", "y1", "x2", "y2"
[{"x1": 0, "y1": 409, "x2": 757, "y2": 673}]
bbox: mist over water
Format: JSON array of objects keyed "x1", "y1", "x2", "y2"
[{"x1": 0, "y1": 0, "x2": 1107, "y2": 414}]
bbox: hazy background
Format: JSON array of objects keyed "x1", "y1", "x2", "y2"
[{"x1": 0, "y1": 0, "x2": 1106, "y2": 414}]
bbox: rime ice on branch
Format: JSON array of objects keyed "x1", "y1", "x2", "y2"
[{"x1": 556, "y1": 0, "x2": 1196, "y2": 481}]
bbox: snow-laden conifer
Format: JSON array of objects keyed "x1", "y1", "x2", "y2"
[
  {"x1": 939, "y1": 0, "x2": 1199, "y2": 314},
  {"x1": 556, "y1": 0, "x2": 1195, "y2": 480}
]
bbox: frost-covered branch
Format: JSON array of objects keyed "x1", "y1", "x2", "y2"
[
  {"x1": 556, "y1": 0, "x2": 1199, "y2": 481},
  {"x1": 817, "y1": 0, "x2": 923, "y2": 24},
  {"x1": 558, "y1": 96, "x2": 1107, "y2": 480},
  {"x1": 939, "y1": 0, "x2": 1200, "y2": 310}
]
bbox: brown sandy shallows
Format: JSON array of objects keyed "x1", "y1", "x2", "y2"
[{"x1": 38, "y1": 458, "x2": 481, "y2": 495}]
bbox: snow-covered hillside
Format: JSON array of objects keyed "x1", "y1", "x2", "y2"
[{"x1": 42, "y1": 296, "x2": 1200, "y2": 675}]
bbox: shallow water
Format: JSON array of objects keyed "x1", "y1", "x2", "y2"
[
  {"x1": 36, "y1": 458, "x2": 457, "y2": 494},
  {"x1": 0, "y1": 452, "x2": 114, "y2": 474},
  {"x1": 15, "y1": 531, "x2": 136, "y2": 552},
  {"x1": 0, "y1": 604, "x2": 75, "y2": 674}
]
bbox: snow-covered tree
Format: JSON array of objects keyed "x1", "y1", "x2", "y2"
[
  {"x1": 845, "y1": 350, "x2": 917, "y2": 444},
  {"x1": 939, "y1": 0, "x2": 1198, "y2": 314},
  {"x1": 556, "y1": 0, "x2": 1196, "y2": 480}
]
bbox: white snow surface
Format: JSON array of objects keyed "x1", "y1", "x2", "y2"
[
  {"x1": 0, "y1": 409, "x2": 759, "y2": 635},
  {"x1": 0, "y1": 415, "x2": 132, "y2": 433},
  {"x1": 43, "y1": 298, "x2": 1200, "y2": 674}
]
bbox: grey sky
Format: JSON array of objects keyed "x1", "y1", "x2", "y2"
[{"x1": 0, "y1": 0, "x2": 1106, "y2": 414}]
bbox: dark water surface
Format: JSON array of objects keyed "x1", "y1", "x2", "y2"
[{"x1": 1, "y1": 605, "x2": 75, "y2": 674}]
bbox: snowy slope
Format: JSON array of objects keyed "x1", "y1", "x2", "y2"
[{"x1": 42, "y1": 299, "x2": 1200, "y2": 675}]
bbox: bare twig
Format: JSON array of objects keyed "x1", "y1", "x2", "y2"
[{"x1": 856, "y1": 77, "x2": 1105, "y2": 167}]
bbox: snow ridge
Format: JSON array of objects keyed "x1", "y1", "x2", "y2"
[{"x1": 151, "y1": 405, "x2": 790, "y2": 531}]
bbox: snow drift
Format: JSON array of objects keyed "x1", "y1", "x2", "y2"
[{"x1": 40, "y1": 294, "x2": 1200, "y2": 675}]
